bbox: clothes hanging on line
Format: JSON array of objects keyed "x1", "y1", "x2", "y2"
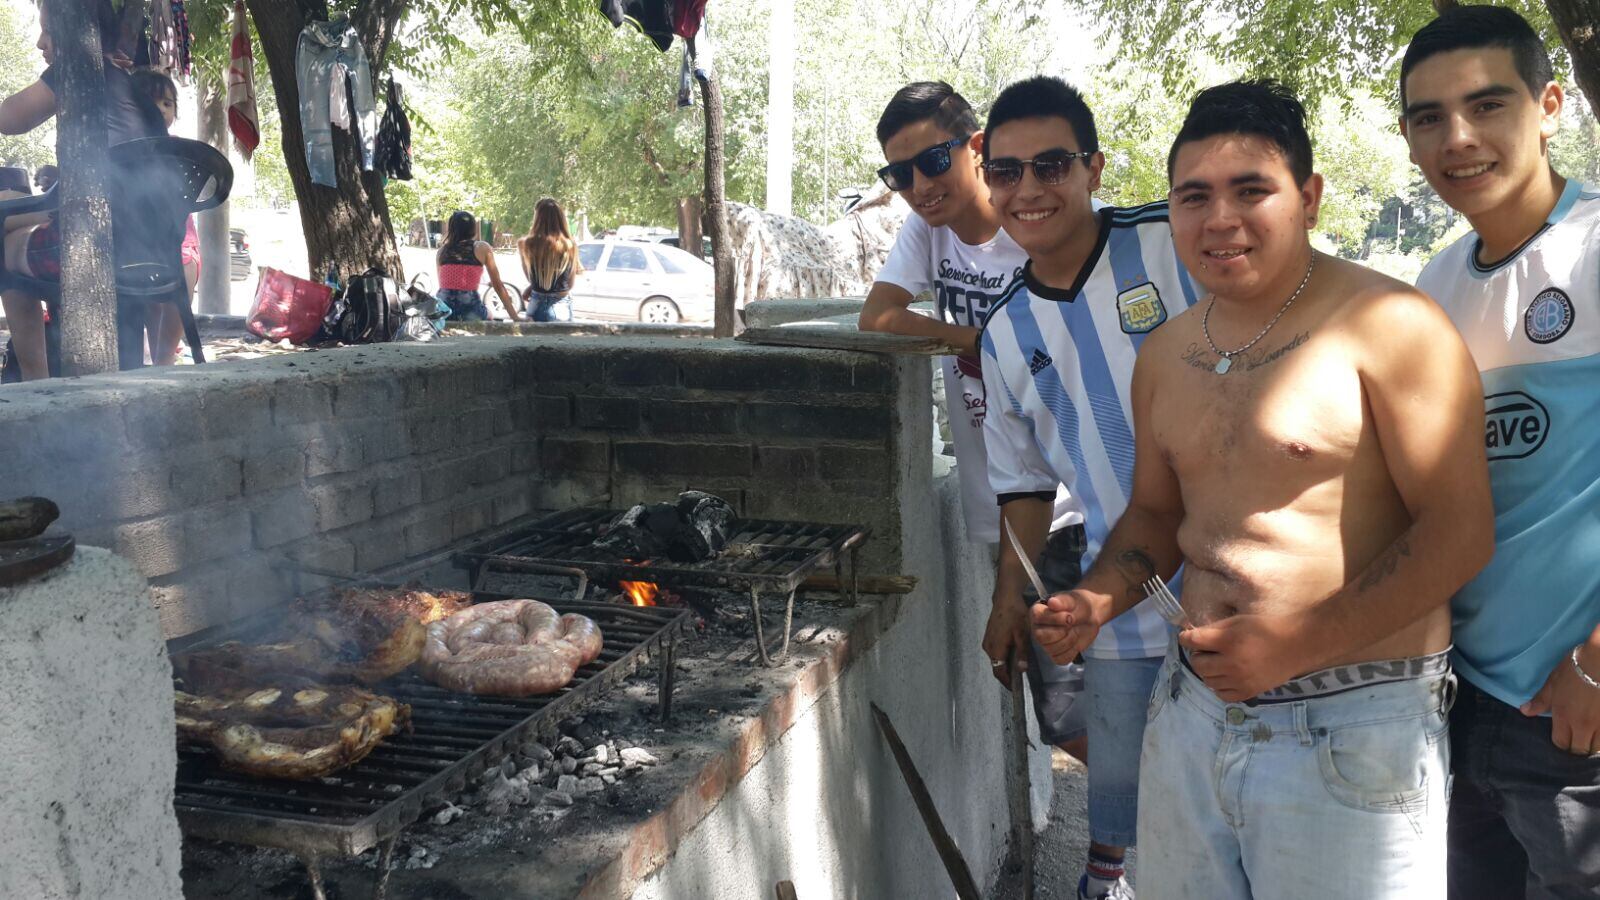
[
  {"x1": 295, "y1": 20, "x2": 377, "y2": 188},
  {"x1": 227, "y1": 0, "x2": 260, "y2": 159},
  {"x1": 599, "y1": 0, "x2": 674, "y2": 52},
  {"x1": 171, "y1": 0, "x2": 193, "y2": 79},
  {"x1": 671, "y1": 0, "x2": 707, "y2": 39},
  {"x1": 375, "y1": 78, "x2": 412, "y2": 181},
  {"x1": 147, "y1": 0, "x2": 177, "y2": 73}
]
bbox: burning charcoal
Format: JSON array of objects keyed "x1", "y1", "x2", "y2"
[
  {"x1": 555, "y1": 735, "x2": 585, "y2": 757},
  {"x1": 525, "y1": 742, "x2": 555, "y2": 764},
  {"x1": 516, "y1": 764, "x2": 542, "y2": 785},
  {"x1": 556, "y1": 774, "x2": 579, "y2": 794},
  {"x1": 615, "y1": 738, "x2": 634, "y2": 750},
  {"x1": 620, "y1": 747, "x2": 659, "y2": 768},
  {"x1": 597, "y1": 766, "x2": 620, "y2": 778},
  {"x1": 580, "y1": 763, "x2": 603, "y2": 776},
  {"x1": 596, "y1": 492, "x2": 737, "y2": 563},
  {"x1": 500, "y1": 758, "x2": 518, "y2": 779},
  {"x1": 601, "y1": 774, "x2": 617, "y2": 785},
  {"x1": 576, "y1": 776, "x2": 604, "y2": 794},
  {"x1": 673, "y1": 491, "x2": 735, "y2": 560},
  {"x1": 591, "y1": 744, "x2": 611, "y2": 765},
  {"x1": 544, "y1": 790, "x2": 574, "y2": 808},
  {"x1": 559, "y1": 757, "x2": 578, "y2": 775}
]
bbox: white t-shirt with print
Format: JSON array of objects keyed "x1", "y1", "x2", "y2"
[{"x1": 875, "y1": 213, "x2": 1079, "y2": 544}]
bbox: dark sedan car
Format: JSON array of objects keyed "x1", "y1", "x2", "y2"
[{"x1": 230, "y1": 228, "x2": 251, "y2": 281}]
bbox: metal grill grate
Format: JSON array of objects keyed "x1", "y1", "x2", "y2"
[
  {"x1": 171, "y1": 595, "x2": 689, "y2": 860},
  {"x1": 452, "y1": 507, "x2": 869, "y2": 664}
]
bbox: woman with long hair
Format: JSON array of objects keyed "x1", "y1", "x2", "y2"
[
  {"x1": 517, "y1": 198, "x2": 581, "y2": 322},
  {"x1": 435, "y1": 210, "x2": 516, "y2": 321}
]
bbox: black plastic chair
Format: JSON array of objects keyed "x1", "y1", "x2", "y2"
[{"x1": 0, "y1": 136, "x2": 232, "y2": 377}]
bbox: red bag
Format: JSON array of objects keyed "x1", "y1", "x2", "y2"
[{"x1": 247, "y1": 267, "x2": 333, "y2": 344}]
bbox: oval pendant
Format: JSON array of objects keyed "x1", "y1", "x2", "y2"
[{"x1": 1214, "y1": 356, "x2": 1232, "y2": 375}]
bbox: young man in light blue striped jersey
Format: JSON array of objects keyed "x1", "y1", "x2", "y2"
[{"x1": 977, "y1": 75, "x2": 1200, "y2": 900}]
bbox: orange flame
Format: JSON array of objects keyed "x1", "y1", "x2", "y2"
[{"x1": 620, "y1": 580, "x2": 659, "y2": 607}]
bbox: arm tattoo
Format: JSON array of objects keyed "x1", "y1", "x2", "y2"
[
  {"x1": 1357, "y1": 537, "x2": 1412, "y2": 592},
  {"x1": 1113, "y1": 547, "x2": 1158, "y2": 601}
]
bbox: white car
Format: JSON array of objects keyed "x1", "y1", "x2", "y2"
[{"x1": 571, "y1": 240, "x2": 715, "y2": 325}]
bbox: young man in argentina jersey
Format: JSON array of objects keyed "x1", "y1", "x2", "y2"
[
  {"x1": 858, "y1": 85, "x2": 1095, "y2": 767},
  {"x1": 978, "y1": 75, "x2": 1201, "y2": 900},
  {"x1": 1402, "y1": 7, "x2": 1600, "y2": 896},
  {"x1": 1030, "y1": 81, "x2": 1494, "y2": 897}
]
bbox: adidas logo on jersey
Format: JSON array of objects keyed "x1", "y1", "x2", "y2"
[{"x1": 1029, "y1": 348, "x2": 1053, "y2": 375}]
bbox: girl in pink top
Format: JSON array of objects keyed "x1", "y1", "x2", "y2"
[{"x1": 435, "y1": 210, "x2": 516, "y2": 321}]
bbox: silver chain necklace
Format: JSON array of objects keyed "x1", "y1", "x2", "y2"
[{"x1": 1201, "y1": 253, "x2": 1316, "y2": 374}]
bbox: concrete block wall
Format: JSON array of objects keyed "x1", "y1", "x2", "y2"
[{"x1": 0, "y1": 335, "x2": 924, "y2": 638}]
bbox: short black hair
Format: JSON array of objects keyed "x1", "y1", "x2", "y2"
[
  {"x1": 1400, "y1": 5, "x2": 1554, "y2": 108},
  {"x1": 983, "y1": 76, "x2": 1098, "y2": 160},
  {"x1": 1167, "y1": 80, "x2": 1314, "y2": 185},
  {"x1": 876, "y1": 82, "x2": 979, "y2": 148}
]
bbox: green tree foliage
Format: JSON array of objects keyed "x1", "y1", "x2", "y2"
[
  {"x1": 0, "y1": 1, "x2": 52, "y2": 169},
  {"x1": 1071, "y1": 0, "x2": 1562, "y2": 110}
]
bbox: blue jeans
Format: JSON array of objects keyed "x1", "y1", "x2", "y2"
[
  {"x1": 437, "y1": 288, "x2": 487, "y2": 322},
  {"x1": 1138, "y1": 643, "x2": 1452, "y2": 898},
  {"x1": 527, "y1": 292, "x2": 572, "y2": 322},
  {"x1": 1082, "y1": 654, "x2": 1164, "y2": 847}
]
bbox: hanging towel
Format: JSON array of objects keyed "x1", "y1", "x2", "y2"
[
  {"x1": 226, "y1": 0, "x2": 260, "y2": 159},
  {"x1": 172, "y1": 0, "x2": 193, "y2": 79}
]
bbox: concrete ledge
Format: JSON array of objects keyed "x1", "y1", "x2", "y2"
[{"x1": 446, "y1": 321, "x2": 711, "y2": 338}]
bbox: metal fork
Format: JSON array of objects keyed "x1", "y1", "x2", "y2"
[{"x1": 1143, "y1": 576, "x2": 1193, "y2": 631}]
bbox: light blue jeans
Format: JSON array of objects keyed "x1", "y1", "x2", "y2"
[
  {"x1": 1137, "y1": 644, "x2": 1452, "y2": 898},
  {"x1": 1082, "y1": 654, "x2": 1165, "y2": 847}
]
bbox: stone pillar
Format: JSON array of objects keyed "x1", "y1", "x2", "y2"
[{"x1": 0, "y1": 547, "x2": 183, "y2": 899}]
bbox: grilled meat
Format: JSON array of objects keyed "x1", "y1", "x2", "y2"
[
  {"x1": 175, "y1": 681, "x2": 407, "y2": 780},
  {"x1": 0, "y1": 496, "x2": 59, "y2": 542},
  {"x1": 421, "y1": 599, "x2": 604, "y2": 697}
]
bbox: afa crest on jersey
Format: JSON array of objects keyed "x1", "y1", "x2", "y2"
[{"x1": 1116, "y1": 281, "x2": 1167, "y2": 334}]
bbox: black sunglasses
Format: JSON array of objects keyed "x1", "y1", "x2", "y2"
[
  {"x1": 877, "y1": 135, "x2": 971, "y2": 192},
  {"x1": 982, "y1": 149, "x2": 1095, "y2": 188}
]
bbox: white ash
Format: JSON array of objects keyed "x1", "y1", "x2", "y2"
[
  {"x1": 431, "y1": 803, "x2": 465, "y2": 826},
  {"x1": 619, "y1": 747, "x2": 659, "y2": 768}
]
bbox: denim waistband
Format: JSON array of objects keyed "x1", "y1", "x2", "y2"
[
  {"x1": 1165, "y1": 644, "x2": 1454, "y2": 734},
  {"x1": 1181, "y1": 646, "x2": 1452, "y2": 705}
]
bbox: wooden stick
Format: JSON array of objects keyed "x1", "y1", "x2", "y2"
[
  {"x1": 799, "y1": 573, "x2": 917, "y2": 594},
  {"x1": 870, "y1": 702, "x2": 983, "y2": 900}
]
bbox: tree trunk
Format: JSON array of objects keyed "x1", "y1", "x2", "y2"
[
  {"x1": 196, "y1": 69, "x2": 232, "y2": 315},
  {"x1": 1544, "y1": 0, "x2": 1600, "y2": 109},
  {"x1": 244, "y1": 0, "x2": 405, "y2": 283},
  {"x1": 45, "y1": 0, "x2": 119, "y2": 376},
  {"x1": 694, "y1": 58, "x2": 737, "y2": 338},
  {"x1": 676, "y1": 195, "x2": 703, "y2": 260}
]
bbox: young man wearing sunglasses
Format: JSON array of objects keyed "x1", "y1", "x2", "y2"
[
  {"x1": 1401, "y1": 7, "x2": 1600, "y2": 896},
  {"x1": 978, "y1": 75, "x2": 1200, "y2": 900},
  {"x1": 1031, "y1": 80, "x2": 1494, "y2": 898},
  {"x1": 859, "y1": 82, "x2": 1095, "y2": 769}
]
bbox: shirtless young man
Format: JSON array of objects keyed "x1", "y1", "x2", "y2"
[
  {"x1": 1401, "y1": 7, "x2": 1600, "y2": 896},
  {"x1": 1033, "y1": 80, "x2": 1495, "y2": 897}
]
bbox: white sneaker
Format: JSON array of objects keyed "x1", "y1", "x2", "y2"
[{"x1": 1077, "y1": 873, "x2": 1134, "y2": 900}]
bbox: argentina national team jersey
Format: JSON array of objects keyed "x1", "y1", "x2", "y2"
[
  {"x1": 980, "y1": 203, "x2": 1200, "y2": 659},
  {"x1": 1416, "y1": 178, "x2": 1600, "y2": 709}
]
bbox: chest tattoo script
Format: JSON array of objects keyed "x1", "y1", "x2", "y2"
[{"x1": 1181, "y1": 332, "x2": 1311, "y2": 373}]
